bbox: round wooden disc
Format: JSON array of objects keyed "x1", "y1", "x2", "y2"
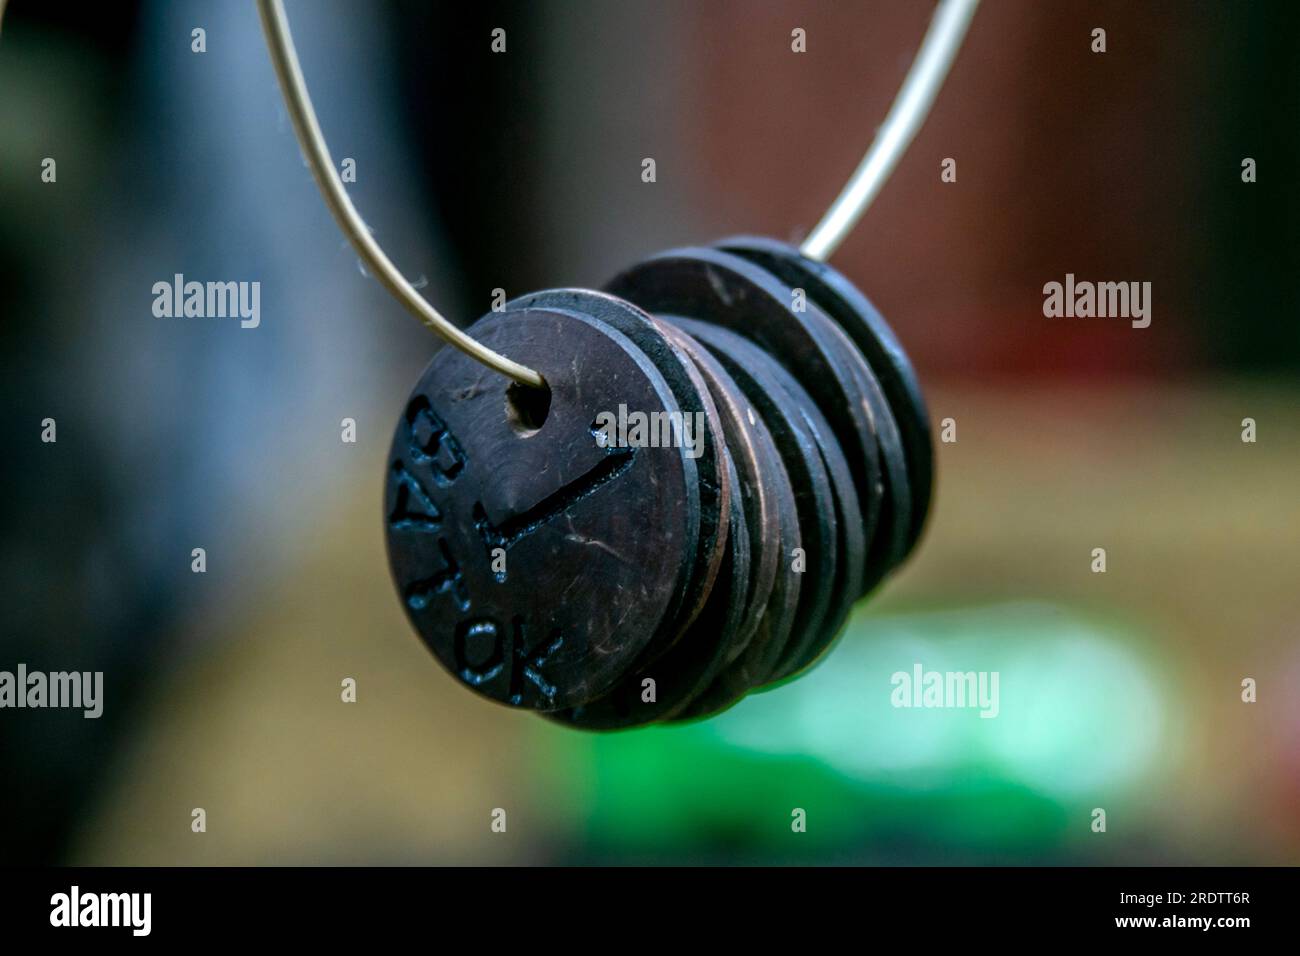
[
  {"x1": 384, "y1": 307, "x2": 698, "y2": 711},
  {"x1": 658, "y1": 318, "x2": 779, "y2": 664},
  {"x1": 605, "y1": 247, "x2": 887, "y2": 588},
  {"x1": 507, "y1": 288, "x2": 729, "y2": 661},
  {"x1": 715, "y1": 235, "x2": 933, "y2": 561},
  {"x1": 666, "y1": 321, "x2": 807, "y2": 719},
  {"x1": 672, "y1": 318, "x2": 861, "y2": 681},
  {"x1": 546, "y1": 445, "x2": 751, "y2": 730},
  {"x1": 818, "y1": 314, "x2": 910, "y2": 597}
]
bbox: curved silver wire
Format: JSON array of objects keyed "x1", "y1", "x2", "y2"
[
  {"x1": 801, "y1": 0, "x2": 979, "y2": 262},
  {"x1": 260, "y1": 0, "x2": 976, "y2": 378},
  {"x1": 256, "y1": 0, "x2": 546, "y2": 388}
]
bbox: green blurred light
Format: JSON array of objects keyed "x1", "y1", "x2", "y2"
[
  {"x1": 983, "y1": 625, "x2": 1166, "y2": 795},
  {"x1": 714, "y1": 601, "x2": 1168, "y2": 797},
  {"x1": 543, "y1": 601, "x2": 1172, "y2": 853}
]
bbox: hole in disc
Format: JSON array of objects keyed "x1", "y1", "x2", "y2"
[{"x1": 505, "y1": 379, "x2": 551, "y2": 436}]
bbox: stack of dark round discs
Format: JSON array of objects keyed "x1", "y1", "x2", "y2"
[{"x1": 383, "y1": 238, "x2": 932, "y2": 729}]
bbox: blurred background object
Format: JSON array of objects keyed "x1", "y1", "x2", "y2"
[{"x1": 1, "y1": 0, "x2": 1296, "y2": 865}]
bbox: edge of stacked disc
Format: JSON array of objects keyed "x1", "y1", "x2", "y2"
[
  {"x1": 547, "y1": 238, "x2": 933, "y2": 728},
  {"x1": 389, "y1": 237, "x2": 933, "y2": 730}
]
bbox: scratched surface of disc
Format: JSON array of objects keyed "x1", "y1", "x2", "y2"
[
  {"x1": 549, "y1": 446, "x2": 751, "y2": 730},
  {"x1": 680, "y1": 244, "x2": 901, "y2": 594},
  {"x1": 669, "y1": 321, "x2": 805, "y2": 718},
  {"x1": 679, "y1": 444, "x2": 800, "y2": 717},
  {"x1": 509, "y1": 288, "x2": 728, "y2": 660},
  {"x1": 673, "y1": 318, "x2": 854, "y2": 681},
  {"x1": 605, "y1": 247, "x2": 884, "y2": 582},
  {"x1": 726, "y1": 331, "x2": 866, "y2": 677},
  {"x1": 384, "y1": 307, "x2": 697, "y2": 711},
  {"x1": 716, "y1": 236, "x2": 933, "y2": 558},
  {"x1": 659, "y1": 318, "x2": 784, "y2": 674},
  {"x1": 818, "y1": 313, "x2": 909, "y2": 596}
]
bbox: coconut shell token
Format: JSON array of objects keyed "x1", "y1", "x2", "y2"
[
  {"x1": 384, "y1": 236, "x2": 936, "y2": 727},
  {"x1": 680, "y1": 242, "x2": 902, "y2": 595},
  {"x1": 548, "y1": 446, "x2": 750, "y2": 730},
  {"x1": 672, "y1": 318, "x2": 860, "y2": 680},
  {"x1": 658, "y1": 318, "x2": 779, "y2": 665},
  {"x1": 817, "y1": 313, "x2": 910, "y2": 597},
  {"x1": 605, "y1": 247, "x2": 884, "y2": 585},
  {"x1": 715, "y1": 235, "x2": 933, "y2": 559},
  {"x1": 508, "y1": 288, "x2": 729, "y2": 660},
  {"x1": 676, "y1": 453, "x2": 801, "y2": 718},
  {"x1": 668, "y1": 321, "x2": 805, "y2": 717},
  {"x1": 384, "y1": 307, "x2": 699, "y2": 711}
]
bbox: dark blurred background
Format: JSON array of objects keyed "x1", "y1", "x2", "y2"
[{"x1": 1, "y1": 0, "x2": 1297, "y2": 865}]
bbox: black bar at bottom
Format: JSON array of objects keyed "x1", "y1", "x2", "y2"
[{"x1": 0, "y1": 866, "x2": 1288, "y2": 941}]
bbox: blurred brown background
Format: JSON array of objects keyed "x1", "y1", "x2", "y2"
[{"x1": 1, "y1": 0, "x2": 1297, "y2": 865}]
